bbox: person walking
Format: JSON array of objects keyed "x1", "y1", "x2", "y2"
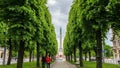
[
  {"x1": 46, "y1": 55, "x2": 52, "y2": 68},
  {"x1": 41, "y1": 56, "x2": 46, "y2": 68}
]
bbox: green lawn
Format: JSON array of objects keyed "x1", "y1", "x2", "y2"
[
  {"x1": 0, "y1": 62, "x2": 39, "y2": 68},
  {"x1": 0, "y1": 61, "x2": 120, "y2": 68},
  {"x1": 77, "y1": 61, "x2": 120, "y2": 68}
]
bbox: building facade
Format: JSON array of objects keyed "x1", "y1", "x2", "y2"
[{"x1": 113, "y1": 35, "x2": 120, "y2": 60}]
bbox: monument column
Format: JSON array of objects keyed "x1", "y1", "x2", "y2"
[{"x1": 58, "y1": 27, "x2": 63, "y2": 56}]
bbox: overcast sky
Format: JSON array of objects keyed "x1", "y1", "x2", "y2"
[
  {"x1": 47, "y1": 0, "x2": 112, "y2": 47},
  {"x1": 47, "y1": 0, "x2": 73, "y2": 47}
]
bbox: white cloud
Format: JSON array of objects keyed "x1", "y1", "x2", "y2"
[{"x1": 47, "y1": 0, "x2": 57, "y2": 5}]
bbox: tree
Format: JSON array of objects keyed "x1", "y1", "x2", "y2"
[
  {"x1": 30, "y1": 0, "x2": 57, "y2": 67},
  {"x1": 104, "y1": 44, "x2": 113, "y2": 58},
  {"x1": 0, "y1": 1, "x2": 57, "y2": 68},
  {"x1": 80, "y1": 0, "x2": 110, "y2": 68},
  {"x1": 64, "y1": 0, "x2": 84, "y2": 67},
  {"x1": 0, "y1": 22, "x2": 8, "y2": 65},
  {"x1": 0, "y1": 0, "x2": 37, "y2": 68},
  {"x1": 7, "y1": 38, "x2": 12, "y2": 65},
  {"x1": 64, "y1": 0, "x2": 111, "y2": 68}
]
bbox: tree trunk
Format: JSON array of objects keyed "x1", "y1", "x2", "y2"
[
  {"x1": 68, "y1": 55, "x2": 70, "y2": 61},
  {"x1": 70, "y1": 55, "x2": 71, "y2": 61},
  {"x1": 73, "y1": 45, "x2": 76, "y2": 62},
  {"x1": 17, "y1": 40, "x2": 25, "y2": 68},
  {"x1": 36, "y1": 42, "x2": 40, "y2": 68},
  {"x1": 46, "y1": 50, "x2": 48, "y2": 56},
  {"x1": 89, "y1": 51, "x2": 91, "y2": 61},
  {"x1": 66, "y1": 56, "x2": 68, "y2": 61},
  {"x1": 32, "y1": 50, "x2": 34, "y2": 61},
  {"x1": 70, "y1": 53, "x2": 72, "y2": 61},
  {"x1": 7, "y1": 39, "x2": 12, "y2": 65},
  {"x1": 78, "y1": 41, "x2": 83, "y2": 67},
  {"x1": 29, "y1": 50, "x2": 32, "y2": 62},
  {"x1": 85, "y1": 52, "x2": 87, "y2": 61},
  {"x1": 96, "y1": 29, "x2": 102, "y2": 68},
  {"x1": 3, "y1": 46, "x2": 6, "y2": 65},
  {"x1": 67, "y1": 55, "x2": 69, "y2": 61}
]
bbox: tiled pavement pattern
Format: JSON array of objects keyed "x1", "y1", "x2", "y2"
[{"x1": 50, "y1": 61, "x2": 76, "y2": 68}]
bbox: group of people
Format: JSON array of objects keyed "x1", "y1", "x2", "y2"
[{"x1": 41, "y1": 55, "x2": 52, "y2": 68}]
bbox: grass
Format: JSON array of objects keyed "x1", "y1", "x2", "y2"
[
  {"x1": 0, "y1": 61, "x2": 54, "y2": 68},
  {"x1": 76, "y1": 61, "x2": 120, "y2": 68},
  {"x1": 1, "y1": 61, "x2": 120, "y2": 68},
  {"x1": 0, "y1": 62, "x2": 40, "y2": 68}
]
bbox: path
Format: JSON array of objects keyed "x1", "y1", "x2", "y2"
[{"x1": 50, "y1": 61, "x2": 76, "y2": 68}]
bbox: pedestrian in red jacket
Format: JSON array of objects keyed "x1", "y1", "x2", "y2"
[{"x1": 46, "y1": 55, "x2": 52, "y2": 68}]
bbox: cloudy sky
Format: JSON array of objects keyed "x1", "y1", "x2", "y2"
[
  {"x1": 47, "y1": 0, "x2": 73, "y2": 47},
  {"x1": 47, "y1": 0, "x2": 112, "y2": 47}
]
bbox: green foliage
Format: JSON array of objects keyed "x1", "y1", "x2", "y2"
[
  {"x1": 12, "y1": 50, "x2": 17, "y2": 57},
  {"x1": 0, "y1": 0, "x2": 57, "y2": 67},
  {"x1": 64, "y1": 1, "x2": 117, "y2": 68},
  {"x1": 104, "y1": 44, "x2": 113, "y2": 58},
  {"x1": 107, "y1": 0, "x2": 120, "y2": 37},
  {"x1": 0, "y1": 0, "x2": 57, "y2": 54},
  {"x1": 63, "y1": 0, "x2": 84, "y2": 56},
  {"x1": 0, "y1": 21, "x2": 8, "y2": 46}
]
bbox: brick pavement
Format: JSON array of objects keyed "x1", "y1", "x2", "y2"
[{"x1": 50, "y1": 61, "x2": 76, "y2": 68}]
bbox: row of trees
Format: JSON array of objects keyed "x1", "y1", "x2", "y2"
[
  {"x1": 64, "y1": 0, "x2": 120, "y2": 68},
  {"x1": 0, "y1": 0, "x2": 58, "y2": 68}
]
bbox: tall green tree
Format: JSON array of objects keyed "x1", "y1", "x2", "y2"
[
  {"x1": 0, "y1": 0, "x2": 36, "y2": 68},
  {"x1": 0, "y1": 1, "x2": 57, "y2": 68},
  {"x1": 64, "y1": 0, "x2": 111, "y2": 68},
  {"x1": 0, "y1": 22, "x2": 8, "y2": 65},
  {"x1": 80, "y1": 0, "x2": 110, "y2": 68}
]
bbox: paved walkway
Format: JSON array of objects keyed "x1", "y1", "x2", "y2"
[{"x1": 50, "y1": 61, "x2": 76, "y2": 68}]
